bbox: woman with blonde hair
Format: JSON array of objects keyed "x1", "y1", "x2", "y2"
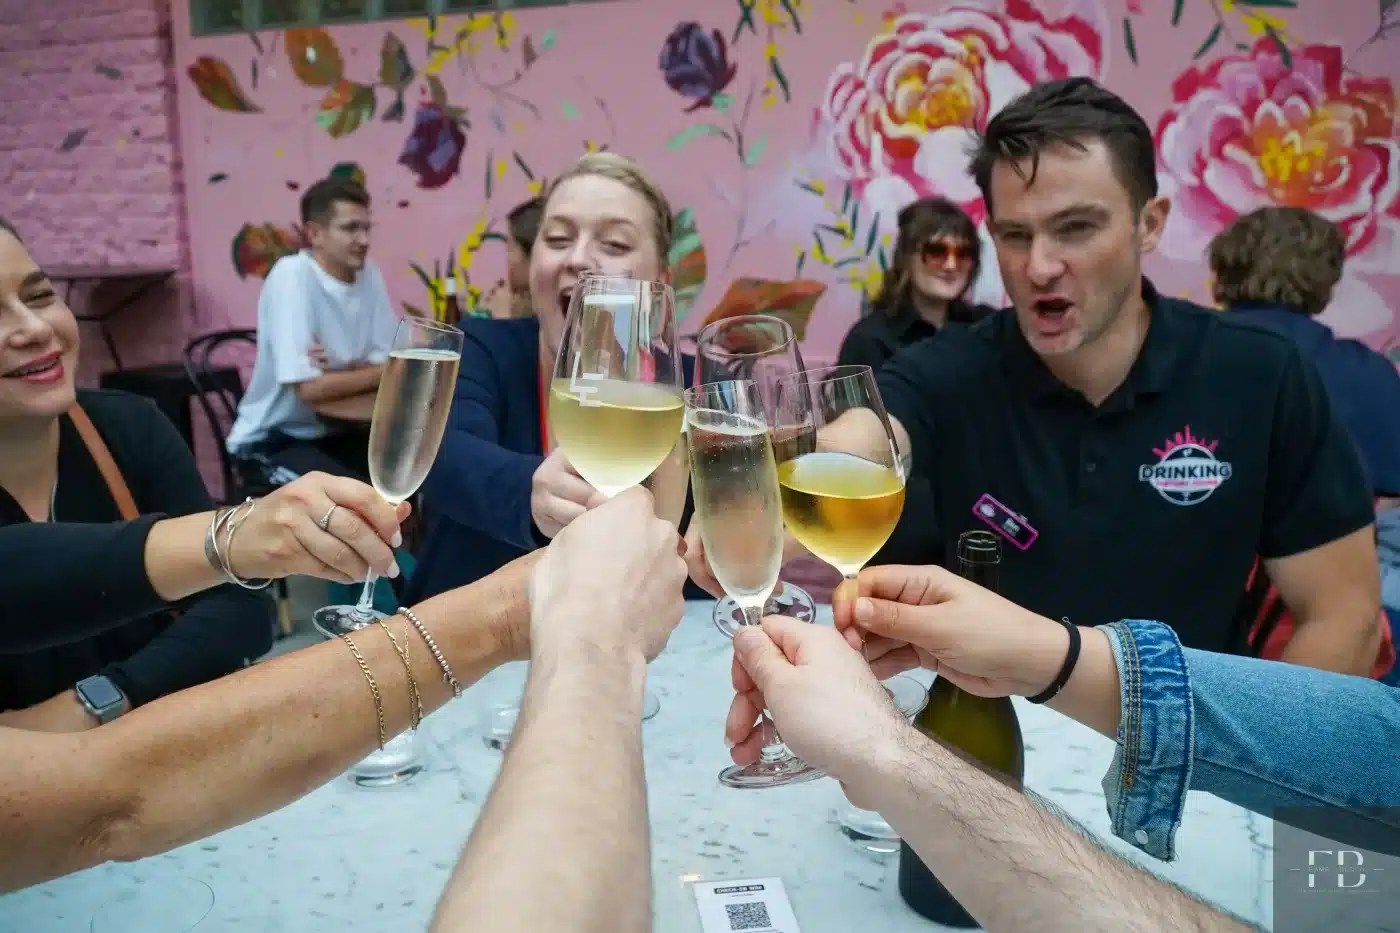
[{"x1": 409, "y1": 152, "x2": 702, "y2": 605}]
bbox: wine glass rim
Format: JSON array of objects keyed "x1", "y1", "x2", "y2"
[
  {"x1": 578, "y1": 273, "x2": 673, "y2": 295},
  {"x1": 696, "y1": 314, "x2": 798, "y2": 354},
  {"x1": 778, "y1": 363, "x2": 875, "y2": 385},
  {"x1": 402, "y1": 317, "x2": 464, "y2": 338},
  {"x1": 684, "y1": 377, "x2": 758, "y2": 402}
]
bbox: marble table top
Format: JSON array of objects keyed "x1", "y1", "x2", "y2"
[{"x1": 0, "y1": 602, "x2": 1274, "y2": 932}]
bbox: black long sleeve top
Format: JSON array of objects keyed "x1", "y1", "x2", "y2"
[{"x1": 0, "y1": 389, "x2": 273, "y2": 710}]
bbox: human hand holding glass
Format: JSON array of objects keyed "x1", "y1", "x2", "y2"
[
  {"x1": 312, "y1": 316, "x2": 463, "y2": 787},
  {"x1": 685, "y1": 379, "x2": 821, "y2": 788}
]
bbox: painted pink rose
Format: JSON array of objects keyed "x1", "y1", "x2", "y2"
[
  {"x1": 820, "y1": 0, "x2": 1109, "y2": 227},
  {"x1": 1156, "y1": 39, "x2": 1399, "y2": 337}
]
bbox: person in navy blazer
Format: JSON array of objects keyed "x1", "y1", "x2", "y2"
[{"x1": 407, "y1": 154, "x2": 703, "y2": 604}]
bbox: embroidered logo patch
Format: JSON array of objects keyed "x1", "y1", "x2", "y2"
[{"x1": 1138, "y1": 426, "x2": 1232, "y2": 506}]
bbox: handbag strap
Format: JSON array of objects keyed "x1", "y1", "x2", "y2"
[{"x1": 67, "y1": 403, "x2": 140, "y2": 520}]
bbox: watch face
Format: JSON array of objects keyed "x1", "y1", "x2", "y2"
[{"x1": 79, "y1": 676, "x2": 124, "y2": 710}]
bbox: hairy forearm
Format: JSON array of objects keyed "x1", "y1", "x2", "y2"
[
  {"x1": 433, "y1": 637, "x2": 650, "y2": 933},
  {"x1": 0, "y1": 566, "x2": 525, "y2": 893},
  {"x1": 863, "y1": 730, "x2": 1259, "y2": 933},
  {"x1": 297, "y1": 364, "x2": 383, "y2": 406}
]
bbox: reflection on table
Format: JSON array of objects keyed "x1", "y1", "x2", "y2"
[{"x1": 0, "y1": 603, "x2": 1275, "y2": 933}]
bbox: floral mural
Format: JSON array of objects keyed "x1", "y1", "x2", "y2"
[
  {"x1": 174, "y1": 0, "x2": 1400, "y2": 358},
  {"x1": 1156, "y1": 37, "x2": 1398, "y2": 335}
]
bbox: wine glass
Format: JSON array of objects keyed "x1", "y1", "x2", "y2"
[
  {"x1": 836, "y1": 673, "x2": 928, "y2": 852},
  {"x1": 771, "y1": 364, "x2": 907, "y2": 600},
  {"x1": 694, "y1": 315, "x2": 816, "y2": 636},
  {"x1": 685, "y1": 379, "x2": 821, "y2": 789},
  {"x1": 312, "y1": 317, "x2": 464, "y2": 787}
]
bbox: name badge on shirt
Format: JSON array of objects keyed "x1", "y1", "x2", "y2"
[{"x1": 973, "y1": 493, "x2": 1038, "y2": 550}]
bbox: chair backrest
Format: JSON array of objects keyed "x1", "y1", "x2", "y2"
[{"x1": 182, "y1": 329, "x2": 255, "y2": 499}]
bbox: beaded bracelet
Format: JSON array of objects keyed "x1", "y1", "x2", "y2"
[{"x1": 399, "y1": 606, "x2": 462, "y2": 698}]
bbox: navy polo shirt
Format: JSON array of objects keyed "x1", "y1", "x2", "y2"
[{"x1": 876, "y1": 285, "x2": 1376, "y2": 654}]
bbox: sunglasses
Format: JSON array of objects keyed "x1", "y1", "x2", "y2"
[{"x1": 920, "y1": 241, "x2": 973, "y2": 266}]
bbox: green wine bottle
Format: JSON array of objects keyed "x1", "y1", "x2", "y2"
[{"x1": 896, "y1": 530, "x2": 1025, "y2": 928}]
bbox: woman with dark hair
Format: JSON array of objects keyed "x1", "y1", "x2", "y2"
[{"x1": 837, "y1": 197, "x2": 992, "y2": 372}]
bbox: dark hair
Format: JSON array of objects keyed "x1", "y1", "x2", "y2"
[
  {"x1": 1209, "y1": 207, "x2": 1345, "y2": 317},
  {"x1": 872, "y1": 198, "x2": 980, "y2": 315},
  {"x1": 300, "y1": 177, "x2": 371, "y2": 227},
  {"x1": 968, "y1": 77, "x2": 1158, "y2": 216},
  {"x1": 0, "y1": 216, "x2": 22, "y2": 244},
  {"x1": 507, "y1": 196, "x2": 544, "y2": 256}
]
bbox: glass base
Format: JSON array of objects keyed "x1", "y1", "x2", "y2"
[
  {"x1": 483, "y1": 688, "x2": 661, "y2": 751},
  {"x1": 91, "y1": 876, "x2": 216, "y2": 933},
  {"x1": 719, "y1": 754, "x2": 823, "y2": 789},
  {"x1": 712, "y1": 582, "x2": 817, "y2": 638},
  {"x1": 313, "y1": 603, "x2": 386, "y2": 639},
  {"x1": 837, "y1": 807, "x2": 900, "y2": 853},
  {"x1": 349, "y1": 730, "x2": 425, "y2": 788}
]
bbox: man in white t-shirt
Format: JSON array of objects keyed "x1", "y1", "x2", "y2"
[{"x1": 227, "y1": 177, "x2": 399, "y2": 480}]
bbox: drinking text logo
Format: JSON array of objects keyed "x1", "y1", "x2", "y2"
[{"x1": 1138, "y1": 426, "x2": 1231, "y2": 506}]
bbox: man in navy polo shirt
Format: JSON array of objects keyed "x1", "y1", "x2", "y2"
[{"x1": 687, "y1": 78, "x2": 1382, "y2": 674}]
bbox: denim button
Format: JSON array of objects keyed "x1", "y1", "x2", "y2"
[{"x1": 1135, "y1": 829, "x2": 1149, "y2": 845}]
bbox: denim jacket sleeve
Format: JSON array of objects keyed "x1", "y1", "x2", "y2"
[{"x1": 1099, "y1": 619, "x2": 1400, "y2": 863}]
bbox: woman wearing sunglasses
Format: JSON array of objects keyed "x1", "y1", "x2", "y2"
[{"x1": 837, "y1": 197, "x2": 994, "y2": 373}]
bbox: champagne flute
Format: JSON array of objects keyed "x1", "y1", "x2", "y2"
[
  {"x1": 695, "y1": 315, "x2": 816, "y2": 636},
  {"x1": 685, "y1": 379, "x2": 821, "y2": 789},
  {"x1": 771, "y1": 364, "x2": 906, "y2": 600},
  {"x1": 312, "y1": 317, "x2": 463, "y2": 787}
]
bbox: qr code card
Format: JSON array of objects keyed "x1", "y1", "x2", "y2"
[{"x1": 692, "y1": 877, "x2": 801, "y2": 933}]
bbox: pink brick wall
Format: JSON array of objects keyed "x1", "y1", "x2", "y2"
[{"x1": 0, "y1": 0, "x2": 195, "y2": 386}]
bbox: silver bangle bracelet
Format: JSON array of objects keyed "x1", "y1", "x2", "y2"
[
  {"x1": 205, "y1": 506, "x2": 235, "y2": 582},
  {"x1": 219, "y1": 497, "x2": 273, "y2": 591},
  {"x1": 399, "y1": 607, "x2": 462, "y2": 697}
]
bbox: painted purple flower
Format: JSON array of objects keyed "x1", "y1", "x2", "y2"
[
  {"x1": 658, "y1": 22, "x2": 737, "y2": 112},
  {"x1": 398, "y1": 103, "x2": 466, "y2": 190}
]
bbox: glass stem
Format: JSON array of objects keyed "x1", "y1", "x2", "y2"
[
  {"x1": 742, "y1": 602, "x2": 790, "y2": 764},
  {"x1": 353, "y1": 571, "x2": 378, "y2": 619}
]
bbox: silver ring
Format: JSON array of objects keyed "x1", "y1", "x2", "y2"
[{"x1": 318, "y1": 505, "x2": 339, "y2": 532}]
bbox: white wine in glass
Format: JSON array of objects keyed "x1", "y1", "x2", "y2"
[
  {"x1": 772, "y1": 366, "x2": 906, "y2": 591},
  {"x1": 312, "y1": 317, "x2": 464, "y2": 788},
  {"x1": 550, "y1": 281, "x2": 685, "y2": 497},
  {"x1": 686, "y1": 379, "x2": 822, "y2": 789}
]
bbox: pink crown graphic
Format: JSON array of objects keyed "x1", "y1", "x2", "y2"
[{"x1": 1153, "y1": 425, "x2": 1218, "y2": 459}]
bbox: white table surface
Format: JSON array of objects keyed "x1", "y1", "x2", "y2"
[{"x1": 0, "y1": 602, "x2": 1275, "y2": 932}]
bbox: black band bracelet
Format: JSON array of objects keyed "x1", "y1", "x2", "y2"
[{"x1": 1027, "y1": 618, "x2": 1082, "y2": 705}]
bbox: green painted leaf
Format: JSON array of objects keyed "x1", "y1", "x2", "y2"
[
  {"x1": 484, "y1": 150, "x2": 494, "y2": 198},
  {"x1": 1236, "y1": 0, "x2": 1297, "y2": 7},
  {"x1": 769, "y1": 56, "x2": 791, "y2": 102},
  {"x1": 316, "y1": 81, "x2": 375, "y2": 138},
  {"x1": 1172, "y1": 0, "x2": 1185, "y2": 24},
  {"x1": 877, "y1": 249, "x2": 888, "y2": 273},
  {"x1": 712, "y1": 93, "x2": 733, "y2": 113},
  {"x1": 668, "y1": 208, "x2": 707, "y2": 321},
  {"x1": 795, "y1": 250, "x2": 806, "y2": 276},
  {"x1": 795, "y1": 181, "x2": 824, "y2": 195},
  {"x1": 561, "y1": 99, "x2": 580, "y2": 120},
  {"x1": 833, "y1": 256, "x2": 864, "y2": 269},
  {"x1": 541, "y1": 30, "x2": 556, "y2": 50},
  {"x1": 849, "y1": 201, "x2": 861, "y2": 235},
  {"x1": 1265, "y1": 25, "x2": 1292, "y2": 67},
  {"x1": 513, "y1": 151, "x2": 533, "y2": 179},
  {"x1": 864, "y1": 217, "x2": 880, "y2": 256},
  {"x1": 1193, "y1": 22, "x2": 1223, "y2": 59},
  {"x1": 743, "y1": 133, "x2": 768, "y2": 166},
  {"x1": 1123, "y1": 18, "x2": 1138, "y2": 65},
  {"x1": 840, "y1": 183, "x2": 851, "y2": 215},
  {"x1": 666, "y1": 123, "x2": 731, "y2": 150},
  {"x1": 780, "y1": 0, "x2": 802, "y2": 32}
]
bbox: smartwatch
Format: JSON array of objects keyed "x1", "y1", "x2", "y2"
[{"x1": 75, "y1": 675, "x2": 131, "y2": 724}]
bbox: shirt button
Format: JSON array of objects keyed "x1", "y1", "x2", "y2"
[
  {"x1": 1085, "y1": 461, "x2": 1098, "y2": 473},
  {"x1": 1135, "y1": 829, "x2": 1149, "y2": 845}
]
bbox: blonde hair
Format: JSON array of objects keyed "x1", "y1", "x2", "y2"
[
  {"x1": 1208, "y1": 207, "x2": 1345, "y2": 317},
  {"x1": 541, "y1": 152, "x2": 675, "y2": 267}
]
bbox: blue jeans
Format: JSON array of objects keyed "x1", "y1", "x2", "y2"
[{"x1": 1098, "y1": 618, "x2": 1400, "y2": 861}]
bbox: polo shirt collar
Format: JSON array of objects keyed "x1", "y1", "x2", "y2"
[{"x1": 1001, "y1": 279, "x2": 1185, "y2": 406}]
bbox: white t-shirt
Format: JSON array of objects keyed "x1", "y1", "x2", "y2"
[{"x1": 226, "y1": 250, "x2": 399, "y2": 453}]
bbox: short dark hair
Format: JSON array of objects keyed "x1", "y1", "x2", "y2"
[
  {"x1": 872, "y1": 197, "x2": 980, "y2": 315},
  {"x1": 1209, "y1": 207, "x2": 1345, "y2": 317},
  {"x1": 0, "y1": 216, "x2": 22, "y2": 244},
  {"x1": 300, "y1": 177, "x2": 371, "y2": 227},
  {"x1": 969, "y1": 77, "x2": 1158, "y2": 215},
  {"x1": 507, "y1": 196, "x2": 543, "y2": 255}
]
